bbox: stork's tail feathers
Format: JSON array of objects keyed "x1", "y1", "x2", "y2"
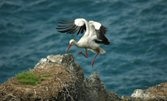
[
  {"x1": 99, "y1": 47, "x2": 106, "y2": 54},
  {"x1": 88, "y1": 48, "x2": 106, "y2": 54}
]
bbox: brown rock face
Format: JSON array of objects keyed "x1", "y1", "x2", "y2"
[
  {"x1": 0, "y1": 54, "x2": 119, "y2": 101},
  {"x1": 1, "y1": 54, "x2": 167, "y2": 101}
]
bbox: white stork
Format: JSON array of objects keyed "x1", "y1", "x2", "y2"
[{"x1": 56, "y1": 18, "x2": 110, "y2": 66}]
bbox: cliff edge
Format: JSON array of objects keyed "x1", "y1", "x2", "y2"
[
  {"x1": 0, "y1": 54, "x2": 167, "y2": 101},
  {"x1": 0, "y1": 54, "x2": 119, "y2": 101}
]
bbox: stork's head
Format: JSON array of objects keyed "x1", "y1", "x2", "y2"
[{"x1": 67, "y1": 39, "x2": 77, "y2": 52}]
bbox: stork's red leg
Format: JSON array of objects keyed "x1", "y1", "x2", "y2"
[
  {"x1": 78, "y1": 50, "x2": 88, "y2": 58},
  {"x1": 85, "y1": 49, "x2": 88, "y2": 58},
  {"x1": 91, "y1": 53, "x2": 99, "y2": 67}
]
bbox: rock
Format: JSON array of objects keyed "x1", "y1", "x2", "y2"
[
  {"x1": 1, "y1": 54, "x2": 167, "y2": 101},
  {"x1": 131, "y1": 89, "x2": 153, "y2": 99},
  {"x1": 131, "y1": 83, "x2": 167, "y2": 100},
  {"x1": 83, "y1": 73, "x2": 121, "y2": 101},
  {"x1": 0, "y1": 54, "x2": 120, "y2": 101}
]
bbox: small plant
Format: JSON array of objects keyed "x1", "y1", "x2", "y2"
[{"x1": 16, "y1": 71, "x2": 40, "y2": 85}]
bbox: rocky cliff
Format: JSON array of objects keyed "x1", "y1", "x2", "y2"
[{"x1": 0, "y1": 54, "x2": 167, "y2": 101}]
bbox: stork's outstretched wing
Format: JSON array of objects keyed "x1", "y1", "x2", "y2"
[
  {"x1": 95, "y1": 25, "x2": 110, "y2": 45},
  {"x1": 89, "y1": 21, "x2": 110, "y2": 45},
  {"x1": 56, "y1": 19, "x2": 86, "y2": 35}
]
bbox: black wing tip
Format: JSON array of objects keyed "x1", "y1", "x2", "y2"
[
  {"x1": 94, "y1": 39, "x2": 110, "y2": 45},
  {"x1": 100, "y1": 25, "x2": 107, "y2": 34},
  {"x1": 56, "y1": 19, "x2": 75, "y2": 34},
  {"x1": 56, "y1": 18, "x2": 86, "y2": 35},
  {"x1": 103, "y1": 39, "x2": 110, "y2": 45},
  {"x1": 104, "y1": 41, "x2": 110, "y2": 45}
]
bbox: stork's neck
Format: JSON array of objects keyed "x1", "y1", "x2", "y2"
[
  {"x1": 82, "y1": 19, "x2": 90, "y2": 34},
  {"x1": 73, "y1": 40, "x2": 78, "y2": 46},
  {"x1": 71, "y1": 39, "x2": 79, "y2": 47}
]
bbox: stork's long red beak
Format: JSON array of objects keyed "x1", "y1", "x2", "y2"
[{"x1": 66, "y1": 44, "x2": 72, "y2": 52}]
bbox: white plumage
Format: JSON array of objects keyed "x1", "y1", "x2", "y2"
[
  {"x1": 74, "y1": 18, "x2": 85, "y2": 26},
  {"x1": 56, "y1": 18, "x2": 110, "y2": 66}
]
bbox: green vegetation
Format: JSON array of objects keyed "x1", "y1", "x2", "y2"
[{"x1": 16, "y1": 71, "x2": 40, "y2": 85}]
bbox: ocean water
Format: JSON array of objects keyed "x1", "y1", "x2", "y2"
[{"x1": 0, "y1": 0, "x2": 167, "y2": 95}]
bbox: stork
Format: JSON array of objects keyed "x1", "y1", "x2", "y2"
[{"x1": 56, "y1": 18, "x2": 110, "y2": 66}]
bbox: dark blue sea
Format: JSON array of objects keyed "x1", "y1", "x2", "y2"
[{"x1": 0, "y1": 0, "x2": 167, "y2": 95}]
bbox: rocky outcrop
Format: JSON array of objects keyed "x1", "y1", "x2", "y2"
[
  {"x1": 0, "y1": 54, "x2": 120, "y2": 101},
  {"x1": 0, "y1": 54, "x2": 167, "y2": 101},
  {"x1": 131, "y1": 83, "x2": 167, "y2": 100}
]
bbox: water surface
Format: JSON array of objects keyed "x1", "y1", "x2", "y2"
[{"x1": 0, "y1": 0, "x2": 167, "y2": 95}]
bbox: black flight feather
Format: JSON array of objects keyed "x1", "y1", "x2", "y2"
[
  {"x1": 95, "y1": 25, "x2": 110, "y2": 45},
  {"x1": 56, "y1": 19, "x2": 86, "y2": 35}
]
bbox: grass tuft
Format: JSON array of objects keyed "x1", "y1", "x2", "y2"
[{"x1": 16, "y1": 71, "x2": 40, "y2": 85}]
